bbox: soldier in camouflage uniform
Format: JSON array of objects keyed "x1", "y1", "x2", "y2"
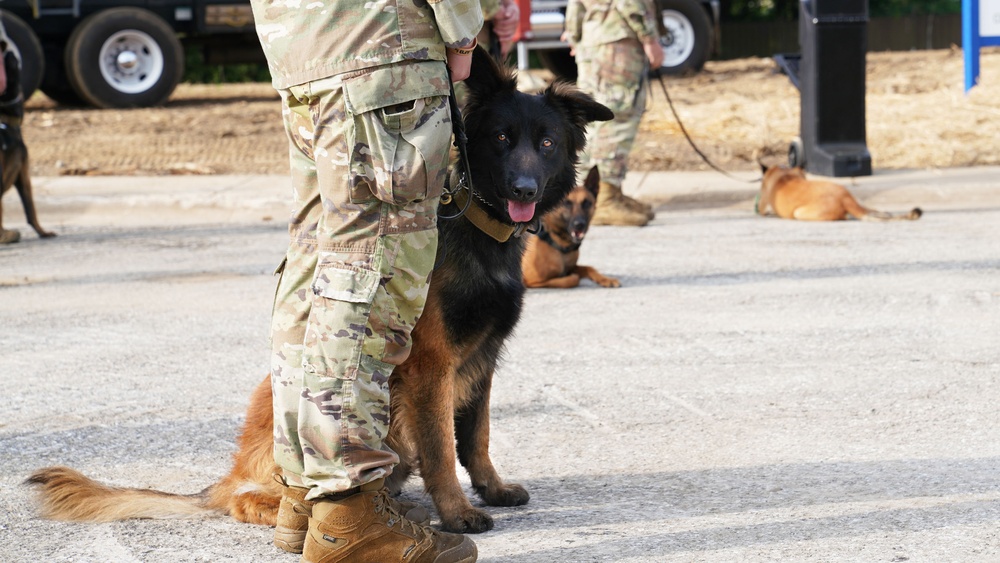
[
  {"x1": 248, "y1": 1, "x2": 482, "y2": 561},
  {"x1": 564, "y1": 0, "x2": 663, "y2": 226}
]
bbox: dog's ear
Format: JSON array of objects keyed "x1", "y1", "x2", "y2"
[
  {"x1": 464, "y1": 47, "x2": 518, "y2": 103},
  {"x1": 583, "y1": 165, "x2": 600, "y2": 198},
  {"x1": 543, "y1": 82, "x2": 614, "y2": 127},
  {"x1": 542, "y1": 82, "x2": 613, "y2": 153}
]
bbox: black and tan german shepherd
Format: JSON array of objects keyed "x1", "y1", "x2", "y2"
[
  {"x1": 27, "y1": 49, "x2": 613, "y2": 535},
  {"x1": 0, "y1": 49, "x2": 54, "y2": 243},
  {"x1": 522, "y1": 165, "x2": 621, "y2": 289}
]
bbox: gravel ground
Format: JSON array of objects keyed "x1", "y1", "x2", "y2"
[{"x1": 18, "y1": 48, "x2": 1000, "y2": 177}]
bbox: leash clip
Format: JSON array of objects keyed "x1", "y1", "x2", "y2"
[{"x1": 513, "y1": 217, "x2": 540, "y2": 238}]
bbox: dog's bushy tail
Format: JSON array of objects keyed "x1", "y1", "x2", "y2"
[
  {"x1": 24, "y1": 379, "x2": 283, "y2": 525},
  {"x1": 25, "y1": 466, "x2": 218, "y2": 522}
]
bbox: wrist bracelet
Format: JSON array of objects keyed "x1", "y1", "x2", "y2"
[{"x1": 448, "y1": 38, "x2": 478, "y2": 56}]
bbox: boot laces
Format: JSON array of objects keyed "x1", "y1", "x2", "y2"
[{"x1": 373, "y1": 490, "x2": 428, "y2": 538}]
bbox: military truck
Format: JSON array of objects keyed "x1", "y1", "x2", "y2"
[
  {"x1": 0, "y1": 0, "x2": 261, "y2": 108},
  {"x1": 516, "y1": 0, "x2": 720, "y2": 79}
]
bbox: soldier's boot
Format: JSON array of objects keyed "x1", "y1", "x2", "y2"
[
  {"x1": 275, "y1": 480, "x2": 430, "y2": 555},
  {"x1": 302, "y1": 478, "x2": 477, "y2": 563},
  {"x1": 592, "y1": 182, "x2": 651, "y2": 226},
  {"x1": 0, "y1": 228, "x2": 21, "y2": 244},
  {"x1": 600, "y1": 181, "x2": 655, "y2": 219}
]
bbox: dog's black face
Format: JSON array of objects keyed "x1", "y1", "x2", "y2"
[{"x1": 462, "y1": 49, "x2": 613, "y2": 225}]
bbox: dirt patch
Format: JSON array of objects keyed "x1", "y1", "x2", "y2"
[{"x1": 22, "y1": 48, "x2": 1000, "y2": 177}]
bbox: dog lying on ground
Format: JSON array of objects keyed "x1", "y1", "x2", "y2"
[
  {"x1": 756, "y1": 163, "x2": 922, "y2": 221},
  {"x1": 27, "y1": 48, "x2": 613, "y2": 535},
  {"x1": 522, "y1": 165, "x2": 620, "y2": 288},
  {"x1": 0, "y1": 50, "x2": 54, "y2": 244}
]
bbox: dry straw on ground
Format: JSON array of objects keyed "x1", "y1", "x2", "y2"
[{"x1": 21, "y1": 48, "x2": 1000, "y2": 176}]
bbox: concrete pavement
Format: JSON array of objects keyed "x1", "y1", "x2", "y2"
[
  {"x1": 7, "y1": 165, "x2": 1000, "y2": 228},
  {"x1": 2, "y1": 167, "x2": 999, "y2": 562}
]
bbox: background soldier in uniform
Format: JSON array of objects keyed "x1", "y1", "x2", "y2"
[
  {"x1": 248, "y1": 1, "x2": 483, "y2": 561},
  {"x1": 478, "y1": 0, "x2": 520, "y2": 58},
  {"x1": 564, "y1": 0, "x2": 663, "y2": 226}
]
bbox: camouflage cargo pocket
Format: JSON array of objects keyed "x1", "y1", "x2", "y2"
[
  {"x1": 344, "y1": 65, "x2": 451, "y2": 206},
  {"x1": 301, "y1": 256, "x2": 381, "y2": 381},
  {"x1": 590, "y1": 40, "x2": 646, "y2": 114}
]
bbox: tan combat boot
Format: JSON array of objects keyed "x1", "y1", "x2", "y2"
[
  {"x1": 0, "y1": 229, "x2": 21, "y2": 244},
  {"x1": 302, "y1": 479, "x2": 476, "y2": 563},
  {"x1": 600, "y1": 181, "x2": 655, "y2": 219},
  {"x1": 592, "y1": 181, "x2": 651, "y2": 226},
  {"x1": 275, "y1": 480, "x2": 430, "y2": 555},
  {"x1": 274, "y1": 484, "x2": 312, "y2": 553}
]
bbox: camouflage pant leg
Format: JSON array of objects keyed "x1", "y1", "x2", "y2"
[
  {"x1": 270, "y1": 69, "x2": 450, "y2": 498},
  {"x1": 576, "y1": 39, "x2": 648, "y2": 187}
]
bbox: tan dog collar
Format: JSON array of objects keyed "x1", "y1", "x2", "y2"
[{"x1": 451, "y1": 187, "x2": 521, "y2": 243}]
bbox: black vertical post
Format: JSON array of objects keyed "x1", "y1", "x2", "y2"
[{"x1": 799, "y1": 0, "x2": 872, "y2": 177}]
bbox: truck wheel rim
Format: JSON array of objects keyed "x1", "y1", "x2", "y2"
[
  {"x1": 660, "y1": 10, "x2": 695, "y2": 68},
  {"x1": 98, "y1": 30, "x2": 165, "y2": 95}
]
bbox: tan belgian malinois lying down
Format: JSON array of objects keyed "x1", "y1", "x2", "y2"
[
  {"x1": 756, "y1": 164, "x2": 922, "y2": 221},
  {"x1": 522, "y1": 166, "x2": 620, "y2": 289}
]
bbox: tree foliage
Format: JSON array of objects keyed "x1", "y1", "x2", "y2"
[{"x1": 721, "y1": 0, "x2": 960, "y2": 21}]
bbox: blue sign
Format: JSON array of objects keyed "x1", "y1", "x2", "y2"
[{"x1": 964, "y1": 0, "x2": 1000, "y2": 92}]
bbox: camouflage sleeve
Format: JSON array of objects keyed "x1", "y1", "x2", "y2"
[
  {"x1": 564, "y1": 0, "x2": 584, "y2": 44},
  {"x1": 480, "y1": 0, "x2": 502, "y2": 20},
  {"x1": 429, "y1": 0, "x2": 484, "y2": 49},
  {"x1": 615, "y1": 0, "x2": 660, "y2": 42}
]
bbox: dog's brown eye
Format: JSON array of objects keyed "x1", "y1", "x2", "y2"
[
  {"x1": 541, "y1": 138, "x2": 553, "y2": 148},
  {"x1": 497, "y1": 133, "x2": 507, "y2": 142}
]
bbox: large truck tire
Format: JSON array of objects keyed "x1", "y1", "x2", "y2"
[
  {"x1": 64, "y1": 7, "x2": 184, "y2": 108},
  {"x1": 0, "y1": 10, "x2": 44, "y2": 101},
  {"x1": 657, "y1": 0, "x2": 712, "y2": 76}
]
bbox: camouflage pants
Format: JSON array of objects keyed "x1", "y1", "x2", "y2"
[
  {"x1": 575, "y1": 39, "x2": 649, "y2": 187},
  {"x1": 270, "y1": 62, "x2": 451, "y2": 499}
]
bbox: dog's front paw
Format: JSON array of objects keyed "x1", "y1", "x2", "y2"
[
  {"x1": 441, "y1": 507, "x2": 494, "y2": 534},
  {"x1": 480, "y1": 483, "x2": 529, "y2": 507},
  {"x1": 597, "y1": 276, "x2": 621, "y2": 288}
]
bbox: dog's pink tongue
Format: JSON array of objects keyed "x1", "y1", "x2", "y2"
[{"x1": 507, "y1": 200, "x2": 536, "y2": 223}]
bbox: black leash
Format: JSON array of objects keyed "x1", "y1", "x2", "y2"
[
  {"x1": 439, "y1": 75, "x2": 474, "y2": 221},
  {"x1": 650, "y1": 70, "x2": 761, "y2": 184}
]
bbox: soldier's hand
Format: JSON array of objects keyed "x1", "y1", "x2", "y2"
[
  {"x1": 560, "y1": 31, "x2": 576, "y2": 56},
  {"x1": 493, "y1": 0, "x2": 519, "y2": 42},
  {"x1": 494, "y1": 0, "x2": 520, "y2": 56},
  {"x1": 643, "y1": 38, "x2": 664, "y2": 69}
]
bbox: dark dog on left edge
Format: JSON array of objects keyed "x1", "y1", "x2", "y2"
[
  {"x1": 27, "y1": 48, "x2": 612, "y2": 536},
  {"x1": 0, "y1": 49, "x2": 54, "y2": 244},
  {"x1": 522, "y1": 165, "x2": 620, "y2": 288}
]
